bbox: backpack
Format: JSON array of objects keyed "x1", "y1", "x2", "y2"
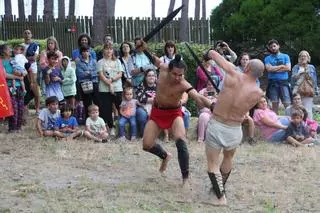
[{"x1": 26, "y1": 42, "x2": 39, "y2": 57}]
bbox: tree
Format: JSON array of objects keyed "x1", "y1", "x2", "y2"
[
  {"x1": 106, "y1": 0, "x2": 116, "y2": 17},
  {"x1": 4, "y1": 0, "x2": 12, "y2": 19},
  {"x1": 202, "y1": 0, "x2": 206, "y2": 18},
  {"x1": 43, "y1": 0, "x2": 54, "y2": 19},
  {"x1": 167, "y1": 0, "x2": 176, "y2": 15},
  {"x1": 69, "y1": 0, "x2": 75, "y2": 17},
  {"x1": 18, "y1": 0, "x2": 25, "y2": 20},
  {"x1": 179, "y1": 0, "x2": 189, "y2": 41},
  {"x1": 194, "y1": 0, "x2": 200, "y2": 20},
  {"x1": 31, "y1": 0, "x2": 37, "y2": 20},
  {"x1": 92, "y1": 0, "x2": 108, "y2": 45},
  {"x1": 151, "y1": 0, "x2": 155, "y2": 18},
  {"x1": 58, "y1": 0, "x2": 65, "y2": 19}
]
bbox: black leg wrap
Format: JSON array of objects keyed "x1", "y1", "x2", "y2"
[
  {"x1": 176, "y1": 139, "x2": 189, "y2": 179},
  {"x1": 208, "y1": 172, "x2": 225, "y2": 199},
  {"x1": 146, "y1": 143, "x2": 167, "y2": 160},
  {"x1": 220, "y1": 169, "x2": 231, "y2": 187}
]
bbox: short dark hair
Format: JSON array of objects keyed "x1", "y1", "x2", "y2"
[
  {"x1": 267, "y1": 39, "x2": 279, "y2": 46},
  {"x1": 45, "y1": 96, "x2": 59, "y2": 106},
  {"x1": 79, "y1": 45, "x2": 90, "y2": 54},
  {"x1": 60, "y1": 104, "x2": 73, "y2": 116},
  {"x1": 291, "y1": 109, "x2": 304, "y2": 119},
  {"x1": 46, "y1": 51, "x2": 59, "y2": 59},
  {"x1": 168, "y1": 54, "x2": 186, "y2": 70}
]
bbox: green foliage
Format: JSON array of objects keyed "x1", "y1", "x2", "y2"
[
  {"x1": 211, "y1": 0, "x2": 320, "y2": 65},
  {"x1": 0, "y1": 39, "x2": 47, "y2": 52}
]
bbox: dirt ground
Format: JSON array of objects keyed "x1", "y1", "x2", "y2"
[{"x1": 0, "y1": 115, "x2": 319, "y2": 213}]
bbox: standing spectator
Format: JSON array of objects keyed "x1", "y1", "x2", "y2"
[
  {"x1": 265, "y1": 39, "x2": 291, "y2": 114},
  {"x1": 97, "y1": 44, "x2": 124, "y2": 136},
  {"x1": 11, "y1": 44, "x2": 28, "y2": 95},
  {"x1": 61, "y1": 56, "x2": 77, "y2": 108},
  {"x1": 43, "y1": 51, "x2": 64, "y2": 105},
  {"x1": 131, "y1": 36, "x2": 154, "y2": 89},
  {"x1": 196, "y1": 52, "x2": 223, "y2": 92},
  {"x1": 0, "y1": 44, "x2": 25, "y2": 132},
  {"x1": 119, "y1": 41, "x2": 135, "y2": 87},
  {"x1": 97, "y1": 34, "x2": 119, "y2": 60},
  {"x1": 75, "y1": 45, "x2": 100, "y2": 116},
  {"x1": 214, "y1": 40, "x2": 238, "y2": 64},
  {"x1": 159, "y1": 40, "x2": 178, "y2": 64},
  {"x1": 39, "y1": 36, "x2": 63, "y2": 94},
  {"x1": 72, "y1": 33, "x2": 96, "y2": 61},
  {"x1": 22, "y1": 29, "x2": 40, "y2": 115},
  {"x1": 291, "y1": 50, "x2": 318, "y2": 119},
  {"x1": 135, "y1": 69, "x2": 157, "y2": 136},
  {"x1": 236, "y1": 52, "x2": 260, "y2": 87},
  {"x1": 118, "y1": 87, "x2": 140, "y2": 141}
]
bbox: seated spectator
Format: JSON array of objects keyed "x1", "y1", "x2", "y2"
[
  {"x1": 36, "y1": 96, "x2": 60, "y2": 137},
  {"x1": 195, "y1": 52, "x2": 223, "y2": 92},
  {"x1": 61, "y1": 56, "x2": 77, "y2": 109},
  {"x1": 84, "y1": 104, "x2": 108, "y2": 143},
  {"x1": 285, "y1": 109, "x2": 314, "y2": 147},
  {"x1": 135, "y1": 69, "x2": 157, "y2": 136},
  {"x1": 54, "y1": 105, "x2": 82, "y2": 141},
  {"x1": 253, "y1": 96, "x2": 290, "y2": 142},
  {"x1": 43, "y1": 51, "x2": 64, "y2": 105},
  {"x1": 285, "y1": 93, "x2": 319, "y2": 138},
  {"x1": 197, "y1": 81, "x2": 217, "y2": 143},
  {"x1": 119, "y1": 87, "x2": 140, "y2": 141}
]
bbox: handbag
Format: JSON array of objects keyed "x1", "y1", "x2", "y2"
[
  {"x1": 298, "y1": 73, "x2": 314, "y2": 97},
  {"x1": 80, "y1": 81, "x2": 93, "y2": 94}
]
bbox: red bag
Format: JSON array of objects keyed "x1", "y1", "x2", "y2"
[{"x1": 0, "y1": 59, "x2": 14, "y2": 118}]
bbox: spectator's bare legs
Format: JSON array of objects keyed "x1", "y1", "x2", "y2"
[
  {"x1": 287, "y1": 136, "x2": 314, "y2": 147},
  {"x1": 143, "y1": 120, "x2": 172, "y2": 172},
  {"x1": 205, "y1": 145, "x2": 227, "y2": 205},
  {"x1": 171, "y1": 117, "x2": 189, "y2": 187},
  {"x1": 30, "y1": 73, "x2": 40, "y2": 113}
]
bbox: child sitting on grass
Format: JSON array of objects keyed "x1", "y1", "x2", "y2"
[
  {"x1": 36, "y1": 96, "x2": 60, "y2": 137},
  {"x1": 54, "y1": 104, "x2": 82, "y2": 141},
  {"x1": 285, "y1": 109, "x2": 314, "y2": 147},
  {"x1": 84, "y1": 104, "x2": 109, "y2": 143},
  {"x1": 118, "y1": 87, "x2": 140, "y2": 142}
]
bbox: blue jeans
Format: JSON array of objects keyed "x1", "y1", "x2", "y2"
[
  {"x1": 136, "y1": 107, "x2": 148, "y2": 136},
  {"x1": 267, "y1": 80, "x2": 291, "y2": 105},
  {"x1": 118, "y1": 116, "x2": 137, "y2": 137},
  {"x1": 183, "y1": 108, "x2": 190, "y2": 129},
  {"x1": 269, "y1": 117, "x2": 290, "y2": 142}
]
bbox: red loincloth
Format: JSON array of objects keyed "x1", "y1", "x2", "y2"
[
  {"x1": 149, "y1": 106, "x2": 184, "y2": 129},
  {"x1": 0, "y1": 59, "x2": 13, "y2": 118}
]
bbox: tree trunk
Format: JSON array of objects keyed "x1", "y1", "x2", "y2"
[
  {"x1": 202, "y1": 0, "x2": 206, "y2": 18},
  {"x1": 179, "y1": 0, "x2": 189, "y2": 41},
  {"x1": 106, "y1": 0, "x2": 116, "y2": 17},
  {"x1": 92, "y1": 0, "x2": 108, "y2": 45},
  {"x1": 194, "y1": 0, "x2": 200, "y2": 20},
  {"x1": 43, "y1": 0, "x2": 54, "y2": 19},
  {"x1": 58, "y1": 0, "x2": 65, "y2": 19},
  {"x1": 167, "y1": 0, "x2": 175, "y2": 15},
  {"x1": 31, "y1": 0, "x2": 37, "y2": 20},
  {"x1": 151, "y1": 0, "x2": 155, "y2": 18},
  {"x1": 18, "y1": 0, "x2": 25, "y2": 20},
  {"x1": 4, "y1": 0, "x2": 12, "y2": 19},
  {"x1": 69, "y1": 0, "x2": 75, "y2": 17}
]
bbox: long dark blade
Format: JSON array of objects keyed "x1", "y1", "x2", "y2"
[
  {"x1": 185, "y1": 43, "x2": 220, "y2": 92},
  {"x1": 143, "y1": 5, "x2": 184, "y2": 42}
]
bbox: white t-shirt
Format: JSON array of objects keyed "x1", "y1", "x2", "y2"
[{"x1": 86, "y1": 117, "x2": 106, "y2": 134}]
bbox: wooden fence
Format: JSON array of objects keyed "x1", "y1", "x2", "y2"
[{"x1": 0, "y1": 16, "x2": 211, "y2": 57}]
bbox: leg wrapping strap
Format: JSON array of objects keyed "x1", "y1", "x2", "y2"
[
  {"x1": 147, "y1": 143, "x2": 167, "y2": 160},
  {"x1": 208, "y1": 172, "x2": 225, "y2": 199},
  {"x1": 176, "y1": 139, "x2": 189, "y2": 179}
]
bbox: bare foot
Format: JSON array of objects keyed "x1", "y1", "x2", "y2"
[
  {"x1": 159, "y1": 152, "x2": 172, "y2": 173},
  {"x1": 212, "y1": 195, "x2": 227, "y2": 206},
  {"x1": 165, "y1": 135, "x2": 169, "y2": 143}
]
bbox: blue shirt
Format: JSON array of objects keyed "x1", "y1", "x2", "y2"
[
  {"x1": 42, "y1": 67, "x2": 64, "y2": 101},
  {"x1": 55, "y1": 116, "x2": 79, "y2": 133},
  {"x1": 72, "y1": 48, "x2": 96, "y2": 61},
  {"x1": 76, "y1": 56, "x2": 98, "y2": 83},
  {"x1": 264, "y1": 53, "x2": 291, "y2": 80}
]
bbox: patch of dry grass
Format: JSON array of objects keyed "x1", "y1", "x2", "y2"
[{"x1": 0, "y1": 116, "x2": 319, "y2": 212}]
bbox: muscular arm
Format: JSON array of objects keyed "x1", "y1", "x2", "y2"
[
  {"x1": 265, "y1": 64, "x2": 291, "y2": 72},
  {"x1": 208, "y1": 50, "x2": 236, "y2": 76},
  {"x1": 188, "y1": 88, "x2": 213, "y2": 109}
]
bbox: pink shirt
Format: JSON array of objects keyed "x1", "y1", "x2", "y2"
[
  {"x1": 196, "y1": 65, "x2": 223, "y2": 92},
  {"x1": 253, "y1": 108, "x2": 281, "y2": 140}
]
